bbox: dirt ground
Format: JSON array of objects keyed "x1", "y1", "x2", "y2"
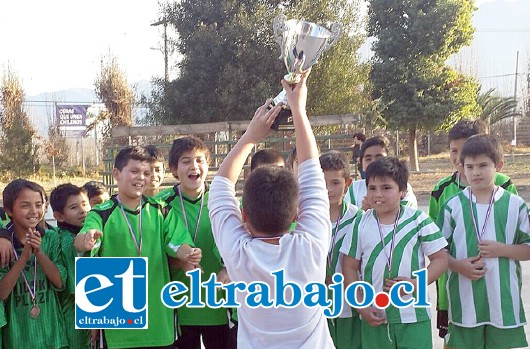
[
  {"x1": 409, "y1": 153, "x2": 530, "y2": 206},
  {"x1": 1, "y1": 151, "x2": 528, "y2": 206}
]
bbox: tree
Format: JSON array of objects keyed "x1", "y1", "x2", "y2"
[
  {"x1": 477, "y1": 88, "x2": 520, "y2": 133},
  {"x1": 368, "y1": 0, "x2": 480, "y2": 170},
  {"x1": 0, "y1": 71, "x2": 39, "y2": 177},
  {"x1": 150, "y1": 0, "x2": 369, "y2": 124},
  {"x1": 287, "y1": 0, "x2": 369, "y2": 116},
  {"x1": 152, "y1": 1, "x2": 283, "y2": 124},
  {"x1": 45, "y1": 122, "x2": 69, "y2": 168},
  {"x1": 94, "y1": 54, "x2": 134, "y2": 144}
]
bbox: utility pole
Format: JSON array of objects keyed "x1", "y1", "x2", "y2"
[
  {"x1": 151, "y1": 19, "x2": 169, "y2": 85},
  {"x1": 513, "y1": 51, "x2": 519, "y2": 145},
  {"x1": 512, "y1": 51, "x2": 519, "y2": 161}
]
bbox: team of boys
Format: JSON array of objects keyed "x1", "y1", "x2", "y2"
[{"x1": 0, "y1": 71, "x2": 528, "y2": 349}]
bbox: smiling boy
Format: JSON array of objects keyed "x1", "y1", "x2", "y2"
[
  {"x1": 341, "y1": 157, "x2": 448, "y2": 349},
  {"x1": 344, "y1": 136, "x2": 417, "y2": 211},
  {"x1": 155, "y1": 137, "x2": 229, "y2": 349},
  {"x1": 0, "y1": 179, "x2": 67, "y2": 349},
  {"x1": 50, "y1": 183, "x2": 91, "y2": 349},
  {"x1": 145, "y1": 144, "x2": 166, "y2": 197},
  {"x1": 74, "y1": 146, "x2": 200, "y2": 349}
]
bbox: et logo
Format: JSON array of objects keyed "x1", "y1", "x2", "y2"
[{"x1": 75, "y1": 257, "x2": 148, "y2": 329}]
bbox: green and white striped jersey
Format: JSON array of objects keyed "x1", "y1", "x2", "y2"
[
  {"x1": 428, "y1": 171, "x2": 517, "y2": 222},
  {"x1": 429, "y1": 172, "x2": 518, "y2": 312},
  {"x1": 326, "y1": 201, "x2": 359, "y2": 318},
  {"x1": 340, "y1": 205, "x2": 447, "y2": 324},
  {"x1": 438, "y1": 187, "x2": 530, "y2": 329},
  {"x1": 344, "y1": 179, "x2": 418, "y2": 209}
]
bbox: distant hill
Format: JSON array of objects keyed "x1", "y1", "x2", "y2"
[{"x1": 26, "y1": 81, "x2": 152, "y2": 136}]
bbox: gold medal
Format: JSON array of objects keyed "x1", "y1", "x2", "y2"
[{"x1": 30, "y1": 305, "x2": 40, "y2": 318}]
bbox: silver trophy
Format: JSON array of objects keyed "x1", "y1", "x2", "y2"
[{"x1": 270, "y1": 15, "x2": 341, "y2": 130}]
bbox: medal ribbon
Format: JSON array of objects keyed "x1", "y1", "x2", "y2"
[
  {"x1": 468, "y1": 187, "x2": 496, "y2": 242},
  {"x1": 11, "y1": 231, "x2": 38, "y2": 306},
  {"x1": 327, "y1": 202, "x2": 345, "y2": 270},
  {"x1": 117, "y1": 197, "x2": 143, "y2": 256},
  {"x1": 375, "y1": 206, "x2": 401, "y2": 277},
  {"x1": 178, "y1": 186, "x2": 205, "y2": 243}
]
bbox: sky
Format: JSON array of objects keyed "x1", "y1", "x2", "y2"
[
  {"x1": 0, "y1": 0, "x2": 163, "y2": 95},
  {"x1": 0, "y1": 0, "x2": 527, "y2": 97}
]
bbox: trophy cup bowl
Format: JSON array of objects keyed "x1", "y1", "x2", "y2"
[{"x1": 270, "y1": 15, "x2": 341, "y2": 131}]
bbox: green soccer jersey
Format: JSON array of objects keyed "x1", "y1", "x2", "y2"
[
  {"x1": 0, "y1": 299, "x2": 5, "y2": 349},
  {"x1": 340, "y1": 205, "x2": 447, "y2": 324},
  {"x1": 0, "y1": 228, "x2": 67, "y2": 349},
  {"x1": 57, "y1": 223, "x2": 90, "y2": 349},
  {"x1": 81, "y1": 195, "x2": 192, "y2": 348},
  {"x1": 0, "y1": 208, "x2": 9, "y2": 228},
  {"x1": 438, "y1": 187, "x2": 530, "y2": 329},
  {"x1": 429, "y1": 171, "x2": 517, "y2": 312},
  {"x1": 429, "y1": 171, "x2": 517, "y2": 222},
  {"x1": 156, "y1": 186, "x2": 228, "y2": 326}
]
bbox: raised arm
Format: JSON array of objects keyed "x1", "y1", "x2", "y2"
[
  {"x1": 280, "y1": 71, "x2": 317, "y2": 164},
  {"x1": 216, "y1": 100, "x2": 282, "y2": 183}
]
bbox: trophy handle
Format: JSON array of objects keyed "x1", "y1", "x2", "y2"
[
  {"x1": 322, "y1": 22, "x2": 342, "y2": 51},
  {"x1": 273, "y1": 15, "x2": 288, "y2": 58}
]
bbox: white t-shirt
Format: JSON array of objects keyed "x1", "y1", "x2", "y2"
[{"x1": 209, "y1": 158, "x2": 334, "y2": 349}]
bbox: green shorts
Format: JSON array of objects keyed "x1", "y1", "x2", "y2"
[
  {"x1": 360, "y1": 319, "x2": 432, "y2": 349},
  {"x1": 328, "y1": 316, "x2": 361, "y2": 349},
  {"x1": 446, "y1": 323, "x2": 528, "y2": 349}
]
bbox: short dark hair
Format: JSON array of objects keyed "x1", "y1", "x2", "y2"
[
  {"x1": 459, "y1": 134, "x2": 503, "y2": 165},
  {"x1": 50, "y1": 184, "x2": 87, "y2": 213},
  {"x1": 448, "y1": 119, "x2": 487, "y2": 142},
  {"x1": 319, "y1": 151, "x2": 351, "y2": 179},
  {"x1": 353, "y1": 132, "x2": 366, "y2": 142},
  {"x1": 250, "y1": 149, "x2": 285, "y2": 171},
  {"x1": 242, "y1": 166, "x2": 298, "y2": 235},
  {"x1": 144, "y1": 144, "x2": 164, "y2": 164},
  {"x1": 365, "y1": 157, "x2": 409, "y2": 192},
  {"x1": 82, "y1": 181, "x2": 108, "y2": 200},
  {"x1": 114, "y1": 146, "x2": 148, "y2": 170},
  {"x1": 2, "y1": 179, "x2": 44, "y2": 213},
  {"x1": 168, "y1": 136, "x2": 210, "y2": 170},
  {"x1": 360, "y1": 136, "x2": 390, "y2": 161}
]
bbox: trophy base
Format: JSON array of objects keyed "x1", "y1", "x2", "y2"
[
  {"x1": 270, "y1": 89, "x2": 294, "y2": 131},
  {"x1": 271, "y1": 107, "x2": 294, "y2": 131},
  {"x1": 284, "y1": 73, "x2": 301, "y2": 85}
]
